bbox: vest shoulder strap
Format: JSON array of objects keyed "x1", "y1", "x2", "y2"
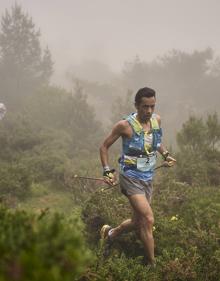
[
  {"x1": 150, "y1": 114, "x2": 160, "y2": 130},
  {"x1": 125, "y1": 113, "x2": 142, "y2": 134},
  {"x1": 125, "y1": 113, "x2": 160, "y2": 134}
]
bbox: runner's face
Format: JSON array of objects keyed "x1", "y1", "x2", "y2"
[{"x1": 136, "y1": 96, "x2": 156, "y2": 121}]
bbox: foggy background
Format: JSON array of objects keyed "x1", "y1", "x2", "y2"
[
  {"x1": 1, "y1": 0, "x2": 220, "y2": 83},
  {"x1": 0, "y1": 0, "x2": 220, "y2": 144},
  {"x1": 0, "y1": 3, "x2": 220, "y2": 278}
]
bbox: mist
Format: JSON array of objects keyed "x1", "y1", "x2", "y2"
[
  {"x1": 1, "y1": 0, "x2": 220, "y2": 82},
  {"x1": 0, "y1": 2, "x2": 220, "y2": 280},
  {"x1": 0, "y1": 0, "x2": 219, "y2": 149}
]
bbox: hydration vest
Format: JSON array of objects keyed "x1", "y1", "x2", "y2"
[{"x1": 120, "y1": 113, "x2": 162, "y2": 172}]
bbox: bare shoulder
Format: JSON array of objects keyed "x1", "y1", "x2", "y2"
[
  {"x1": 154, "y1": 113, "x2": 162, "y2": 126},
  {"x1": 113, "y1": 119, "x2": 130, "y2": 135}
]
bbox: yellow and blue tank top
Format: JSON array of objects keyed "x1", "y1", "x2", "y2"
[{"x1": 119, "y1": 113, "x2": 162, "y2": 181}]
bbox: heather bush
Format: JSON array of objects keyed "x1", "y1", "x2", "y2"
[
  {"x1": 0, "y1": 206, "x2": 92, "y2": 281},
  {"x1": 82, "y1": 182, "x2": 220, "y2": 281}
]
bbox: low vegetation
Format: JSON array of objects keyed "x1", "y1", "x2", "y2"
[{"x1": 0, "y1": 4, "x2": 219, "y2": 280}]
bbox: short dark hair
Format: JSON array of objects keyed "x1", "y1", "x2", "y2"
[{"x1": 135, "y1": 87, "x2": 156, "y2": 104}]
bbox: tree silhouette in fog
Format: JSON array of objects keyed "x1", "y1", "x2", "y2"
[{"x1": 0, "y1": 3, "x2": 53, "y2": 107}]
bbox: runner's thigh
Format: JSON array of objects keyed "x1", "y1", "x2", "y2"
[{"x1": 128, "y1": 194, "x2": 153, "y2": 218}]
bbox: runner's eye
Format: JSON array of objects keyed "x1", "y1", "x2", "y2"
[{"x1": 143, "y1": 105, "x2": 155, "y2": 109}]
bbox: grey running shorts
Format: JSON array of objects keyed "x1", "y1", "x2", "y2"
[{"x1": 119, "y1": 173, "x2": 153, "y2": 202}]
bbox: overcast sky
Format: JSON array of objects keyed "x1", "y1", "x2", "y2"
[{"x1": 1, "y1": 0, "x2": 220, "y2": 84}]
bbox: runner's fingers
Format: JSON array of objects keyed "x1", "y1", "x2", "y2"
[
  {"x1": 103, "y1": 177, "x2": 115, "y2": 186},
  {"x1": 167, "y1": 159, "x2": 176, "y2": 167}
]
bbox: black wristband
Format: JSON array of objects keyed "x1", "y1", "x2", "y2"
[{"x1": 103, "y1": 169, "x2": 115, "y2": 177}]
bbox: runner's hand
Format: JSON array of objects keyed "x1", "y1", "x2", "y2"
[
  {"x1": 165, "y1": 156, "x2": 176, "y2": 167},
  {"x1": 103, "y1": 169, "x2": 117, "y2": 186}
]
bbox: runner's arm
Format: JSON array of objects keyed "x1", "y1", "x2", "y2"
[
  {"x1": 100, "y1": 121, "x2": 125, "y2": 169},
  {"x1": 156, "y1": 115, "x2": 176, "y2": 163}
]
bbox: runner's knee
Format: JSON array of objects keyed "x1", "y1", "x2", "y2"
[{"x1": 139, "y1": 213, "x2": 154, "y2": 228}]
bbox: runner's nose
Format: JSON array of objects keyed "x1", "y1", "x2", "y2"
[{"x1": 147, "y1": 107, "x2": 152, "y2": 114}]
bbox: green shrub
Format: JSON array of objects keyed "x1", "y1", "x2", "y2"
[
  {"x1": 0, "y1": 162, "x2": 31, "y2": 199},
  {"x1": 94, "y1": 254, "x2": 159, "y2": 281},
  {"x1": 82, "y1": 189, "x2": 131, "y2": 243},
  {"x1": 0, "y1": 206, "x2": 92, "y2": 281},
  {"x1": 82, "y1": 182, "x2": 220, "y2": 281}
]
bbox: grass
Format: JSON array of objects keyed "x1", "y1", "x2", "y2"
[{"x1": 18, "y1": 183, "x2": 76, "y2": 214}]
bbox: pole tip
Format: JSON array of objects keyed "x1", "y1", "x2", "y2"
[{"x1": 74, "y1": 174, "x2": 78, "y2": 178}]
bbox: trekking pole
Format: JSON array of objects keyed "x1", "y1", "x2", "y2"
[
  {"x1": 73, "y1": 175, "x2": 105, "y2": 182},
  {"x1": 73, "y1": 161, "x2": 173, "y2": 180},
  {"x1": 154, "y1": 160, "x2": 175, "y2": 170},
  {"x1": 72, "y1": 175, "x2": 119, "y2": 192},
  {"x1": 72, "y1": 161, "x2": 175, "y2": 192}
]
